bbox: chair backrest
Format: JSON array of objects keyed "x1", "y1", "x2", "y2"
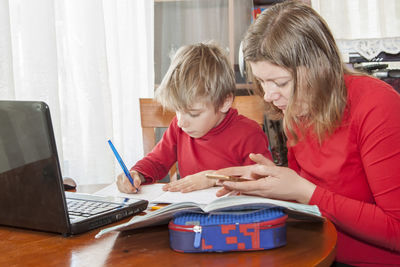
[
  {"x1": 231, "y1": 95, "x2": 265, "y2": 128},
  {"x1": 139, "y1": 95, "x2": 266, "y2": 181}
]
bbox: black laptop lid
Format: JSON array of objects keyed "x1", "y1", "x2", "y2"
[{"x1": 0, "y1": 101, "x2": 70, "y2": 234}]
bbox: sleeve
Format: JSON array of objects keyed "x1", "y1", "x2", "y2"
[
  {"x1": 238, "y1": 124, "x2": 273, "y2": 166},
  {"x1": 309, "y1": 87, "x2": 400, "y2": 252},
  {"x1": 132, "y1": 117, "x2": 179, "y2": 184},
  {"x1": 287, "y1": 145, "x2": 300, "y2": 173}
]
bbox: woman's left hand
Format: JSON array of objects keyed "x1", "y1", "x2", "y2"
[
  {"x1": 218, "y1": 164, "x2": 316, "y2": 204},
  {"x1": 214, "y1": 153, "x2": 316, "y2": 204}
]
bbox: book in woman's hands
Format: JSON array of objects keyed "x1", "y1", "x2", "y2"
[{"x1": 95, "y1": 195, "x2": 324, "y2": 238}]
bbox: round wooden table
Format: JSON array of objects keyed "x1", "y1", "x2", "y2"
[{"x1": 0, "y1": 185, "x2": 337, "y2": 266}]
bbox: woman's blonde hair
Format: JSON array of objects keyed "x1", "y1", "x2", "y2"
[
  {"x1": 155, "y1": 42, "x2": 235, "y2": 112},
  {"x1": 243, "y1": 0, "x2": 350, "y2": 144}
]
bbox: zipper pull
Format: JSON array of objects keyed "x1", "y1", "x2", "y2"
[{"x1": 193, "y1": 225, "x2": 202, "y2": 248}]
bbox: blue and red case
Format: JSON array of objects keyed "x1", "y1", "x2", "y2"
[{"x1": 168, "y1": 207, "x2": 288, "y2": 253}]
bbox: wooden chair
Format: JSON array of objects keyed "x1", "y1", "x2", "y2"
[{"x1": 139, "y1": 95, "x2": 266, "y2": 182}]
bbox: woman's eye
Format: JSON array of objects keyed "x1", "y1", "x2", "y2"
[
  {"x1": 277, "y1": 81, "x2": 288, "y2": 87},
  {"x1": 189, "y1": 113, "x2": 200, "y2": 117}
]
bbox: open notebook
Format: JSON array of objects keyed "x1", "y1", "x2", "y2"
[{"x1": 0, "y1": 101, "x2": 148, "y2": 235}]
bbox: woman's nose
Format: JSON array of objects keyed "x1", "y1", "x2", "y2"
[
  {"x1": 263, "y1": 86, "x2": 280, "y2": 102},
  {"x1": 264, "y1": 91, "x2": 280, "y2": 102},
  {"x1": 261, "y1": 82, "x2": 280, "y2": 102}
]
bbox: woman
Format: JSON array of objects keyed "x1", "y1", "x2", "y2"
[{"x1": 215, "y1": 1, "x2": 400, "y2": 266}]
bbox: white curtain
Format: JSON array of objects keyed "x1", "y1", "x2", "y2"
[
  {"x1": 312, "y1": 0, "x2": 400, "y2": 60},
  {"x1": 154, "y1": 0, "x2": 253, "y2": 84},
  {"x1": 0, "y1": 0, "x2": 154, "y2": 185}
]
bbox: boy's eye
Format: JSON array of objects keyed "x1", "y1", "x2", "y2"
[{"x1": 189, "y1": 113, "x2": 200, "y2": 117}]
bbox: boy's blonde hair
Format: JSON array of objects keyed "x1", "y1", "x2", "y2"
[{"x1": 155, "y1": 42, "x2": 236, "y2": 112}]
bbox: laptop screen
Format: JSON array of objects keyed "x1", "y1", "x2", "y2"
[
  {"x1": 0, "y1": 101, "x2": 70, "y2": 233},
  {"x1": 0, "y1": 101, "x2": 53, "y2": 173}
]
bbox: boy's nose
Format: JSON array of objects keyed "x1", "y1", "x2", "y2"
[{"x1": 176, "y1": 113, "x2": 187, "y2": 128}]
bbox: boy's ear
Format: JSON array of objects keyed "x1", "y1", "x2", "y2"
[{"x1": 219, "y1": 94, "x2": 234, "y2": 113}]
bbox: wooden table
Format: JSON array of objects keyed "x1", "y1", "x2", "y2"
[{"x1": 0, "y1": 184, "x2": 337, "y2": 267}]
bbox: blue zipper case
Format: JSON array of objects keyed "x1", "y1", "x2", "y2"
[{"x1": 168, "y1": 207, "x2": 287, "y2": 253}]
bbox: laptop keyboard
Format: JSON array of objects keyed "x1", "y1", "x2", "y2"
[{"x1": 67, "y1": 198, "x2": 121, "y2": 219}]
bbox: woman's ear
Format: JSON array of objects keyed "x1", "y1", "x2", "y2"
[{"x1": 219, "y1": 94, "x2": 234, "y2": 113}]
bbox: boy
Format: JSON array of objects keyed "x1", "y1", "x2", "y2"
[{"x1": 117, "y1": 42, "x2": 271, "y2": 193}]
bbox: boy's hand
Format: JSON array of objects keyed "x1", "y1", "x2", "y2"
[
  {"x1": 116, "y1": 170, "x2": 142, "y2": 194},
  {"x1": 162, "y1": 170, "x2": 216, "y2": 193}
]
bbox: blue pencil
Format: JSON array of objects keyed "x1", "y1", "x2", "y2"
[{"x1": 108, "y1": 140, "x2": 138, "y2": 192}]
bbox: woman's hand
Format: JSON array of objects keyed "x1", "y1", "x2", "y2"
[
  {"x1": 116, "y1": 170, "x2": 142, "y2": 194},
  {"x1": 215, "y1": 153, "x2": 316, "y2": 204},
  {"x1": 218, "y1": 164, "x2": 316, "y2": 204},
  {"x1": 162, "y1": 170, "x2": 217, "y2": 193},
  {"x1": 214, "y1": 153, "x2": 275, "y2": 196}
]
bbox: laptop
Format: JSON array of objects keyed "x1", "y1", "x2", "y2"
[{"x1": 0, "y1": 100, "x2": 148, "y2": 235}]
